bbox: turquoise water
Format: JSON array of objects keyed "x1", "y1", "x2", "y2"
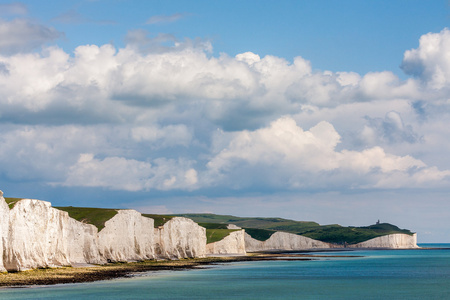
[{"x1": 1, "y1": 244, "x2": 450, "y2": 299}]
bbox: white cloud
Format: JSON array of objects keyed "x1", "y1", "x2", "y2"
[
  {"x1": 0, "y1": 25, "x2": 449, "y2": 196},
  {"x1": 362, "y1": 111, "x2": 421, "y2": 144},
  {"x1": 0, "y1": 19, "x2": 62, "y2": 55},
  {"x1": 131, "y1": 124, "x2": 192, "y2": 147},
  {"x1": 401, "y1": 28, "x2": 450, "y2": 89},
  {"x1": 206, "y1": 117, "x2": 448, "y2": 189},
  {"x1": 63, "y1": 154, "x2": 198, "y2": 191}
]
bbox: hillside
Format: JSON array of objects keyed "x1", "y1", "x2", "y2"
[
  {"x1": 175, "y1": 214, "x2": 414, "y2": 244},
  {"x1": 55, "y1": 206, "x2": 119, "y2": 231}
]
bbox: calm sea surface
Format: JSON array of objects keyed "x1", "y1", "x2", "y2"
[{"x1": 1, "y1": 243, "x2": 450, "y2": 299}]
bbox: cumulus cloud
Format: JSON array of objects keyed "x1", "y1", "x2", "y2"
[
  {"x1": 0, "y1": 36, "x2": 423, "y2": 128},
  {"x1": 63, "y1": 154, "x2": 198, "y2": 191},
  {"x1": 401, "y1": 28, "x2": 450, "y2": 89},
  {"x1": 0, "y1": 25, "x2": 450, "y2": 195},
  {"x1": 131, "y1": 124, "x2": 192, "y2": 147},
  {"x1": 362, "y1": 111, "x2": 421, "y2": 145},
  {"x1": 206, "y1": 117, "x2": 449, "y2": 190},
  {"x1": 0, "y1": 19, "x2": 62, "y2": 55}
]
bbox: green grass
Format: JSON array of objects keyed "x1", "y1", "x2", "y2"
[
  {"x1": 198, "y1": 223, "x2": 229, "y2": 229},
  {"x1": 205, "y1": 229, "x2": 240, "y2": 244},
  {"x1": 174, "y1": 214, "x2": 320, "y2": 231},
  {"x1": 176, "y1": 213, "x2": 414, "y2": 244},
  {"x1": 4, "y1": 198, "x2": 23, "y2": 209},
  {"x1": 302, "y1": 223, "x2": 414, "y2": 244},
  {"x1": 142, "y1": 214, "x2": 175, "y2": 227},
  {"x1": 55, "y1": 207, "x2": 118, "y2": 231},
  {"x1": 243, "y1": 228, "x2": 276, "y2": 241},
  {"x1": 199, "y1": 223, "x2": 240, "y2": 243}
]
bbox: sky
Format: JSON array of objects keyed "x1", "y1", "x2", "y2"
[{"x1": 0, "y1": 0, "x2": 450, "y2": 242}]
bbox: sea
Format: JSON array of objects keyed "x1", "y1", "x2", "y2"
[{"x1": 1, "y1": 243, "x2": 450, "y2": 299}]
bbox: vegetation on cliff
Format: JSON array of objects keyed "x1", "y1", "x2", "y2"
[
  {"x1": 55, "y1": 207, "x2": 118, "y2": 231},
  {"x1": 198, "y1": 223, "x2": 240, "y2": 243},
  {"x1": 142, "y1": 214, "x2": 174, "y2": 227},
  {"x1": 176, "y1": 214, "x2": 414, "y2": 244},
  {"x1": 4, "y1": 197, "x2": 22, "y2": 209},
  {"x1": 3, "y1": 196, "x2": 414, "y2": 244}
]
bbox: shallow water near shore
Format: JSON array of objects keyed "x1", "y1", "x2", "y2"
[{"x1": 1, "y1": 244, "x2": 450, "y2": 299}]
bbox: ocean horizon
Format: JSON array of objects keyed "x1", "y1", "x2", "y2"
[{"x1": 1, "y1": 243, "x2": 449, "y2": 299}]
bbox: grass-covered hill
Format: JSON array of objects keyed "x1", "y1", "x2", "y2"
[{"x1": 175, "y1": 214, "x2": 414, "y2": 244}]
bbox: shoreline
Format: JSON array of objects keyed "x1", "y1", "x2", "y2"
[
  {"x1": 0, "y1": 253, "x2": 349, "y2": 288},
  {"x1": 3, "y1": 247, "x2": 445, "y2": 288}
]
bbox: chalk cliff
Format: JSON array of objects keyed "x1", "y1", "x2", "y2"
[
  {"x1": 3, "y1": 198, "x2": 105, "y2": 271},
  {"x1": 350, "y1": 233, "x2": 418, "y2": 248},
  {"x1": 206, "y1": 230, "x2": 246, "y2": 255},
  {"x1": 154, "y1": 217, "x2": 206, "y2": 259},
  {"x1": 64, "y1": 216, "x2": 105, "y2": 265},
  {"x1": 98, "y1": 210, "x2": 155, "y2": 262},
  {"x1": 244, "y1": 232, "x2": 331, "y2": 252},
  {"x1": 0, "y1": 191, "x2": 9, "y2": 272}
]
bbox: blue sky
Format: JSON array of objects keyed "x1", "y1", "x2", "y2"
[{"x1": 1, "y1": 0, "x2": 450, "y2": 242}]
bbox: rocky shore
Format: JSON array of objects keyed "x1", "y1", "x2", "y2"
[{"x1": 0, "y1": 253, "x2": 345, "y2": 287}]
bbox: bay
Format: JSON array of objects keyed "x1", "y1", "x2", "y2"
[{"x1": 1, "y1": 244, "x2": 450, "y2": 299}]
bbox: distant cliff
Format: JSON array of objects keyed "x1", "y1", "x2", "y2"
[
  {"x1": 350, "y1": 233, "x2": 418, "y2": 249},
  {"x1": 244, "y1": 232, "x2": 332, "y2": 252},
  {"x1": 206, "y1": 228, "x2": 246, "y2": 255}
]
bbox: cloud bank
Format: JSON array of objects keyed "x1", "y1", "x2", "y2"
[{"x1": 1, "y1": 23, "x2": 450, "y2": 196}]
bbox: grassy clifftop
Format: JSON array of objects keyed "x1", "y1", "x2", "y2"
[
  {"x1": 1, "y1": 195, "x2": 413, "y2": 244},
  {"x1": 4, "y1": 197, "x2": 22, "y2": 209},
  {"x1": 176, "y1": 214, "x2": 414, "y2": 244},
  {"x1": 55, "y1": 207, "x2": 118, "y2": 231},
  {"x1": 141, "y1": 214, "x2": 174, "y2": 227},
  {"x1": 301, "y1": 223, "x2": 413, "y2": 244},
  {"x1": 199, "y1": 223, "x2": 241, "y2": 244}
]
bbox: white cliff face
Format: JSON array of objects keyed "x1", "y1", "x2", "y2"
[
  {"x1": 64, "y1": 217, "x2": 105, "y2": 265},
  {"x1": 245, "y1": 232, "x2": 331, "y2": 252},
  {"x1": 98, "y1": 210, "x2": 155, "y2": 262},
  {"x1": 206, "y1": 230, "x2": 246, "y2": 255},
  {"x1": 351, "y1": 233, "x2": 418, "y2": 248},
  {"x1": 0, "y1": 196, "x2": 209, "y2": 271},
  {"x1": 5, "y1": 199, "x2": 72, "y2": 271},
  {"x1": 0, "y1": 191, "x2": 9, "y2": 272},
  {"x1": 154, "y1": 217, "x2": 206, "y2": 259},
  {"x1": 3, "y1": 199, "x2": 105, "y2": 271}
]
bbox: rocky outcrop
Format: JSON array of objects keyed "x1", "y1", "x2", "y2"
[
  {"x1": 244, "y1": 232, "x2": 331, "y2": 252},
  {"x1": 3, "y1": 199, "x2": 105, "y2": 271},
  {"x1": 0, "y1": 191, "x2": 9, "y2": 272},
  {"x1": 350, "y1": 233, "x2": 418, "y2": 248},
  {"x1": 98, "y1": 210, "x2": 155, "y2": 262},
  {"x1": 154, "y1": 217, "x2": 206, "y2": 259},
  {"x1": 206, "y1": 230, "x2": 246, "y2": 255}
]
